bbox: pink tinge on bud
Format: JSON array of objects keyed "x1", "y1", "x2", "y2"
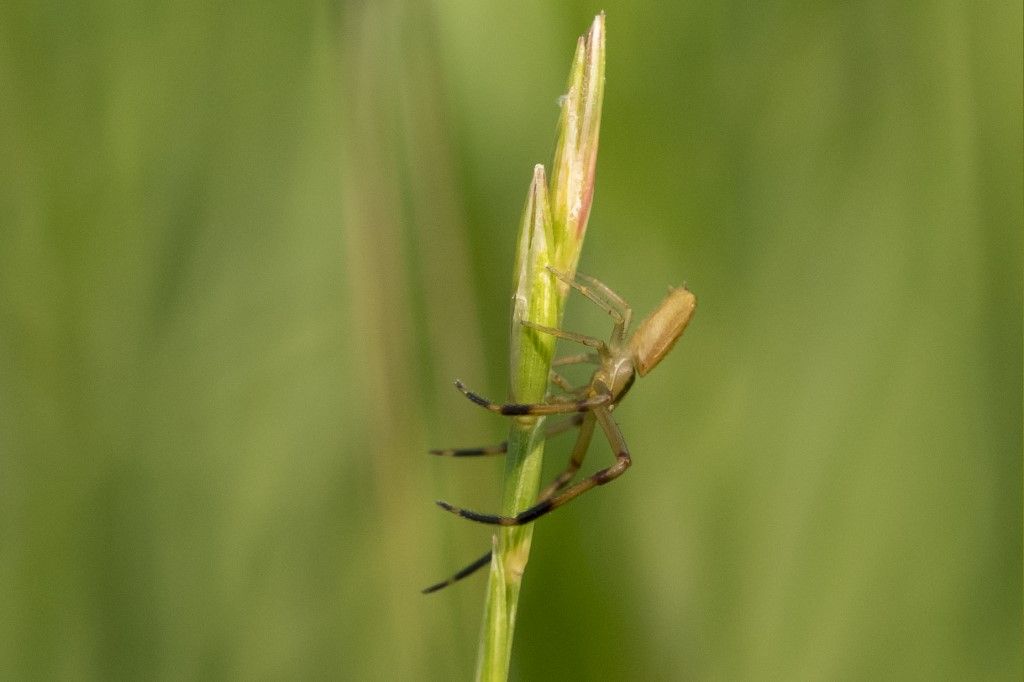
[{"x1": 550, "y1": 12, "x2": 604, "y2": 264}]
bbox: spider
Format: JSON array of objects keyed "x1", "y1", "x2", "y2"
[{"x1": 424, "y1": 266, "x2": 696, "y2": 593}]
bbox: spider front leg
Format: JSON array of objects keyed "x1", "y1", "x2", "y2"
[
  {"x1": 436, "y1": 404, "x2": 629, "y2": 526},
  {"x1": 440, "y1": 353, "x2": 597, "y2": 453},
  {"x1": 453, "y1": 380, "x2": 610, "y2": 416}
]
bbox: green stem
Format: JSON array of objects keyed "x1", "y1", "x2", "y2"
[
  {"x1": 475, "y1": 166, "x2": 559, "y2": 681},
  {"x1": 474, "y1": 15, "x2": 604, "y2": 681}
]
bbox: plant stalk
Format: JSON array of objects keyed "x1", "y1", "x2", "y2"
[{"x1": 475, "y1": 14, "x2": 605, "y2": 681}]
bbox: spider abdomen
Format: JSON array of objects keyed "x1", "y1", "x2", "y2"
[{"x1": 629, "y1": 287, "x2": 696, "y2": 376}]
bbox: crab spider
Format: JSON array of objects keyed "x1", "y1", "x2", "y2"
[{"x1": 425, "y1": 267, "x2": 695, "y2": 593}]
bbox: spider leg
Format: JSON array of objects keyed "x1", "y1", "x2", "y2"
[
  {"x1": 520, "y1": 320, "x2": 608, "y2": 354},
  {"x1": 429, "y1": 414, "x2": 584, "y2": 457},
  {"x1": 435, "y1": 404, "x2": 629, "y2": 526},
  {"x1": 428, "y1": 443, "x2": 506, "y2": 458},
  {"x1": 537, "y1": 411, "x2": 596, "y2": 501},
  {"x1": 423, "y1": 410, "x2": 588, "y2": 592},
  {"x1": 547, "y1": 380, "x2": 594, "y2": 403},
  {"x1": 424, "y1": 412, "x2": 598, "y2": 592},
  {"x1": 547, "y1": 266, "x2": 634, "y2": 343},
  {"x1": 453, "y1": 380, "x2": 610, "y2": 416},
  {"x1": 549, "y1": 369, "x2": 576, "y2": 393},
  {"x1": 421, "y1": 549, "x2": 493, "y2": 594},
  {"x1": 552, "y1": 352, "x2": 600, "y2": 367},
  {"x1": 549, "y1": 357, "x2": 600, "y2": 399}
]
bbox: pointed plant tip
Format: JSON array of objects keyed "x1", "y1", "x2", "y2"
[{"x1": 524, "y1": 165, "x2": 545, "y2": 204}]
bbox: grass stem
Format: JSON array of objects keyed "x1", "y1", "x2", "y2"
[{"x1": 474, "y1": 15, "x2": 605, "y2": 681}]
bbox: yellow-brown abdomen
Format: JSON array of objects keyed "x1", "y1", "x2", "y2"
[{"x1": 628, "y1": 287, "x2": 696, "y2": 376}]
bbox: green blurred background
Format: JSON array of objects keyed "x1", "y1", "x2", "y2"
[{"x1": 1, "y1": 2, "x2": 1020, "y2": 679}]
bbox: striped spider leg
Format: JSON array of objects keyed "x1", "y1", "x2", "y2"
[
  {"x1": 423, "y1": 356, "x2": 598, "y2": 594},
  {"x1": 425, "y1": 268, "x2": 696, "y2": 592}
]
